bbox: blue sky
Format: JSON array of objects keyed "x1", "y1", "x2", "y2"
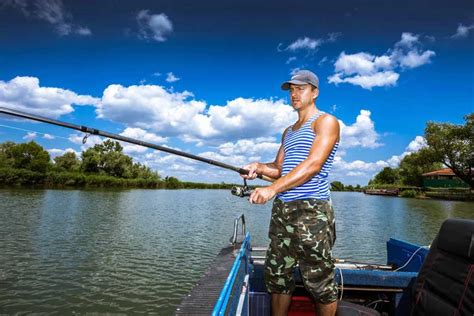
[{"x1": 0, "y1": 0, "x2": 473, "y2": 185}]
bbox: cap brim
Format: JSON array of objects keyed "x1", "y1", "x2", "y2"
[{"x1": 281, "y1": 79, "x2": 309, "y2": 90}]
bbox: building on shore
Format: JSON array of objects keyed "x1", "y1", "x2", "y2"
[{"x1": 422, "y1": 168, "x2": 469, "y2": 188}]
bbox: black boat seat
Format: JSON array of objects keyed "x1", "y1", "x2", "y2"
[{"x1": 410, "y1": 218, "x2": 474, "y2": 316}]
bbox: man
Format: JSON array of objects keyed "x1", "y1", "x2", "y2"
[{"x1": 242, "y1": 70, "x2": 340, "y2": 316}]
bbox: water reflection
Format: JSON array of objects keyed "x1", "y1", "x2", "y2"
[{"x1": 0, "y1": 189, "x2": 472, "y2": 314}]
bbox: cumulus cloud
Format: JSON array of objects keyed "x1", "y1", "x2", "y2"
[
  {"x1": 287, "y1": 37, "x2": 323, "y2": 51},
  {"x1": 331, "y1": 135, "x2": 427, "y2": 184},
  {"x1": 0, "y1": 76, "x2": 99, "y2": 118},
  {"x1": 23, "y1": 131, "x2": 37, "y2": 140},
  {"x1": 217, "y1": 137, "x2": 280, "y2": 157},
  {"x1": 166, "y1": 72, "x2": 180, "y2": 83},
  {"x1": 451, "y1": 23, "x2": 474, "y2": 39},
  {"x1": 339, "y1": 110, "x2": 382, "y2": 149},
  {"x1": 136, "y1": 10, "x2": 173, "y2": 42},
  {"x1": 119, "y1": 127, "x2": 168, "y2": 153},
  {"x1": 328, "y1": 32, "x2": 435, "y2": 89},
  {"x1": 43, "y1": 133, "x2": 55, "y2": 139},
  {"x1": 3, "y1": 0, "x2": 91, "y2": 36},
  {"x1": 281, "y1": 33, "x2": 341, "y2": 54},
  {"x1": 48, "y1": 147, "x2": 77, "y2": 158},
  {"x1": 96, "y1": 83, "x2": 297, "y2": 145}
]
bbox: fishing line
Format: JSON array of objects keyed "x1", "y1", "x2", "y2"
[{"x1": 0, "y1": 123, "x2": 70, "y2": 140}]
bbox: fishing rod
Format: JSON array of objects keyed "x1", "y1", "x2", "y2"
[{"x1": 0, "y1": 107, "x2": 274, "y2": 196}]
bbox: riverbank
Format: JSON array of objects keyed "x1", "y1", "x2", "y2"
[
  {"x1": 0, "y1": 168, "x2": 239, "y2": 190},
  {"x1": 362, "y1": 184, "x2": 473, "y2": 201}
]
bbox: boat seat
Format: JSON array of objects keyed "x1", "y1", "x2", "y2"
[{"x1": 410, "y1": 218, "x2": 474, "y2": 316}]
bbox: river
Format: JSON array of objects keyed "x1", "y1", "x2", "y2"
[{"x1": 0, "y1": 189, "x2": 472, "y2": 314}]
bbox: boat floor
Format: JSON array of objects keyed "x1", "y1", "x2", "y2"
[{"x1": 175, "y1": 244, "x2": 242, "y2": 315}]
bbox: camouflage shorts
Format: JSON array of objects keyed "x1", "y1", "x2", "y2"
[{"x1": 264, "y1": 198, "x2": 338, "y2": 304}]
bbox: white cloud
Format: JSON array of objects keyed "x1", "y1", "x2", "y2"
[
  {"x1": 395, "y1": 32, "x2": 419, "y2": 48},
  {"x1": 166, "y1": 72, "x2": 180, "y2": 83},
  {"x1": 286, "y1": 57, "x2": 297, "y2": 64},
  {"x1": 96, "y1": 83, "x2": 297, "y2": 144},
  {"x1": 68, "y1": 132, "x2": 102, "y2": 151},
  {"x1": 119, "y1": 127, "x2": 168, "y2": 153},
  {"x1": 331, "y1": 135, "x2": 428, "y2": 184},
  {"x1": 339, "y1": 110, "x2": 382, "y2": 149},
  {"x1": 48, "y1": 147, "x2": 77, "y2": 158},
  {"x1": 6, "y1": 0, "x2": 91, "y2": 36},
  {"x1": 136, "y1": 10, "x2": 173, "y2": 42},
  {"x1": 23, "y1": 131, "x2": 37, "y2": 140},
  {"x1": 0, "y1": 76, "x2": 99, "y2": 118},
  {"x1": 287, "y1": 37, "x2": 323, "y2": 51},
  {"x1": 406, "y1": 135, "x2": 427, "y2": 152},
  {"x1": 451, "y1": 23, "x2": 474, "y2": 39},
  {"x1": 217, "y1": 137, "x2": 280, "y2": 157},
  {"x1": 329, "y1": 71, "x2": 399, "y2": 90},
  {"x1": 396, "y1": 50, "x2": 435, "y2": 68},
  {"x1": 43, "y1": 133, "x2": 55, "y2": 139},
  {"x1": 328, "y1": 32, "x2": 435, "y2": 89}
]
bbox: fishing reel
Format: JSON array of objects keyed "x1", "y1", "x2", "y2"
[{"x1": 231, "y1": 179, "x2": 253, "y2": 197}]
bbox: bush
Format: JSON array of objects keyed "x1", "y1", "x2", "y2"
[{"x1": 400, "y1": 190, "x2": 417, "y2": 198}]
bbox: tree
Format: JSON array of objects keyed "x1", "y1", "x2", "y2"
[
  {"x1": 0, "y1": 141, "x2": 15, "y2": 168},
  {"x1": 398, "y1": 151, "x2": 442, "y2": 187},
  {"x1": 424, "y1": 113, "x2": 473, "y2": 188},
  {"x1": 9, "y1": 141, "x2": 51, "y2": 173},
  {"x1": 331, "y1": 181, "x2": 344, "y2": 191},
  {"x1": 81, "y1": 140, "x2": 133, "y2": 177},
  {"x1": 371, "y1": 167, "x2": 400, "y2": 185},
  {"x1": 54, "y1": 152, "x2": 80, "y2": 172}
]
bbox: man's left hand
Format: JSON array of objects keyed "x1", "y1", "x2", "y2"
[{"x1": 249, "y1": 187, "x2": 277, "y2": 204}]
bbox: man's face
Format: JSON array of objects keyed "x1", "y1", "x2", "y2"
[{"x1": 289, "y1": 84, "x2": 318, "y2": 109}]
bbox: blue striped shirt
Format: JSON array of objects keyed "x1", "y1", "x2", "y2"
[{"x1": 277, "y1": 111, "x2": 339, "y2": 202}]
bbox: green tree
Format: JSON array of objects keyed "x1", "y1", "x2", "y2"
[
  {"x1": 330, "y1": 181, "x2": 344, "y2": 191},
  {"x1": 54, "y1": 152, "x2": 80, "y2": 172},
  {"x1": 346, "y1": 184, "x2": 354, "y2": 191},
  {"x1": 0, "y1": 141, "x2": 15, "y2": 168},
  {"x1": 423, "y1": 113, "x2": 473, "y2": 188},
  {"x1": 9, "y1": 141, "x2": 51, "y2": 173},
  {"x1": 398, "y1": 151, "x2": 442, "y2": 187},
  {"x1": 164, "y1": 176, "x2": 181, "y2": 189},
  {"x1": 81, "y1": 140, "x2": 133, "y2": 177},
  {"x1": 371, "y1": 167, "x2": 400, "y2": 185}
]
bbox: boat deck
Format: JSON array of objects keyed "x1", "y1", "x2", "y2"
[{"x1": 175, "y1": 244, "x2": 241, "y2": 315}]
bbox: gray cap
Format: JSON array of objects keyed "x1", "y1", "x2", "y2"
[{"x1": 281, "y1": 70, "x2": 319, "y2": 90}]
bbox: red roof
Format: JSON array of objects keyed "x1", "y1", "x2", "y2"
[{"x1": 422, "y1": 168, "x2": 455, "y2": 177}]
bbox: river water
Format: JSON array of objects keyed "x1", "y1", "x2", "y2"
[{"x1": 0, "y1": 189, "x2": 472, "y2": 315}]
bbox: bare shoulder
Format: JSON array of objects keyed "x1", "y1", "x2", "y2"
[
  {"x1": 281, "y1": 125, "x2": 291, "y2": 141},
  {"x1": 313, "y1": 113, "x2": 339, "y2": 129}
]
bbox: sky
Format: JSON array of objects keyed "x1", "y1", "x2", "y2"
[{"x1": 0, "y1": 0, "x2": 473, "y2": 185}]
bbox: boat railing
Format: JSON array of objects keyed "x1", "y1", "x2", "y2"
[{"x1": 230, "y1": 214, "x2": 246, "y2": 245}]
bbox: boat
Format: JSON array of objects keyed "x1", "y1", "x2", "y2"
[
  {"x1": 176, "y1": 216, "x2": 474, "y2": 315},
  {"x1": 364, "y1": 188, "x2": 400, "y2": 196}
]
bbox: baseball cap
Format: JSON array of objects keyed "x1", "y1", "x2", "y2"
[{"x1": 281, "y1": 70, "x2": 319, "y2": 90}]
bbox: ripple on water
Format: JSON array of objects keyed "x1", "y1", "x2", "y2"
[{"x1": 0, "y1": 189, "x2": 472, "y2": 315}]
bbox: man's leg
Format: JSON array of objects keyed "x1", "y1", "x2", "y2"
[
  {"x1": 271, "y1": 293, "x2": 292, "y2": 316},
  {"x1": 316, "y1": 301, "x2": 337, "y2": 316}
]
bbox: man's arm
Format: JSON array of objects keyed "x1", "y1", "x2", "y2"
[{"x1": 249, "y1": 114, "x2": 340, "y2": 204}]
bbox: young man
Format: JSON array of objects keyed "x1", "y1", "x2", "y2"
[{"x1": 242, "y1": 70, "x2": 340, "y2": 316}]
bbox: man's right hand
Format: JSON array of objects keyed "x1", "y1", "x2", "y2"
[{"x1": 241, "y1": 162, "x2": 260, "y2": 180}]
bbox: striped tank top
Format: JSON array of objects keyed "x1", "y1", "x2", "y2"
[{"x1": 277, "y1": 111, "x2": 339, "y2": 202}]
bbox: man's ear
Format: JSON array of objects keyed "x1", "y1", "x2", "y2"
[{"x1": 312, "y1": 87, "x2": 319, "y2": 99}]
